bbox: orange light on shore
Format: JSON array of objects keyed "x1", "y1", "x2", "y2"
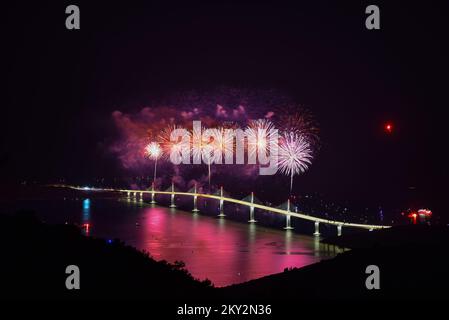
[{"x1": 407, "y1": 209, "x2": 432, "y2": 224}]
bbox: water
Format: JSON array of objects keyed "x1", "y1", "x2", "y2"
[{"x1": 2, "y1": 193, "x2": 343, "y2": 287}]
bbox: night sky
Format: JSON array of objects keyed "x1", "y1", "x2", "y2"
[{"x1": 4, "y1": 1, "x2": 449, "y2": 218}]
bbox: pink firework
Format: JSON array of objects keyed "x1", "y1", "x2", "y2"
[
  {"x1": 278, "y1": 132, "x2": 313, "y2": 192},
  {"x1": 276, "y1": 107, "x2": 320, "y2": 149},
  {"x1": 158, "y1": 125, "x2": 190, "y2": 160}
]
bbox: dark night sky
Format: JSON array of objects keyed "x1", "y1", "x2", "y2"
[{"x1": 3, "y1": 1, "x2": 449, "y2": 216}]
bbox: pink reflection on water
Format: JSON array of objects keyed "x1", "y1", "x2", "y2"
[{"x1": 135, "y1": 207, "x2": 340, "y2": 287}]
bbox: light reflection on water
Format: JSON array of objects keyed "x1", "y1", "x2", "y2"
[
  {"x1": 125, "y1": 203, "x2": 343, "y2": 287},
  {"x1": 4, "y1": 196, "x2": 344, "y2": 287},
  {"x1": 82, "y1": 198, "x2": 91, "y2": 235}
]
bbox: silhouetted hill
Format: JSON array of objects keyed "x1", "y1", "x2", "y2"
[
  {"x1": 323, "y1": 225, "x2": 449, "y2": 249},
  {"x1": 219, "y1": 226, "x2": 449, "y2": 300},
  {"x1": 2, "y1": 212, "x2": 448, "y2": 301},
  {"x1": 0, "y1": 212, "x2": 213, "y2": 300}
]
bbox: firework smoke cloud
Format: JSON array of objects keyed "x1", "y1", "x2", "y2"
[{"x1": 110, "y1": 89, "x2": 319, "y2": 190}]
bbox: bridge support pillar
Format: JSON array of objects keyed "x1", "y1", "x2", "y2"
[
  {"x1": 170, "y1": 194, "x2": 176, "y2": 208},
  {"x1": 169, "y1": 182, "x2": 176, "y2": 208},
  {"x1": 248, "y1": 206, "x2": 256, "y2": 223},
  {"x1": 218, "y1": 186, "x2": 225, "y2": 217},
  {"x1": 284, "y1": 215, "x2": 293, "y2": 230},
  {"x1": 151, "y1": 192, "x2": 156, "y2": 204},
  {"x1": 139, "y1": 192, "x2": 143, "y2": 202},
  {"x1": 313, "y1": 221, "x2": 320, "y2": 236},
  {"x1": 248, "y1": 192, "x2": 256, "y2": 222},
  {"x1": 192, "y1": 195, "x2": 199, "y2": 213},
  {"x1": 192, "y1": 184, "x2": 199, "y2": 212},
  {"x1": 369, "y1": 228, "x2": 374, "y2": 232},
  {"x1": 126, "y1": 191, "x2": 130, "y2": 198},
  {"x1": 150, "y1": 183, "x2": 156, "y2": 204},
  {"x1": 337, "y1": 224, "x2": 342, "y2": 236},
  {"x1": 218, "y1": 199, "x2": 225, "y2": 217},
  {"x1": 284, "y1": 199, "x2": 293, "y2": 230}
]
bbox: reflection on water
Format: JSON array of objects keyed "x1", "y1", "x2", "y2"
[
  {"x1": 129, "y1": 204, "x2": 342, "y2": 287},
  {"x1": 4, "y1": 196, "x2": 344, "y2": 287},
  {"x1": 82, "y1": 198, "x2": 91, "y2": 235}
]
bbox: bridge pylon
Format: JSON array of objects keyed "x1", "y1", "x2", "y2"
[
  {"x1": 169, "y1": 182, "x2": 176, "y2": 208},
  {"x1": 283, "y1": 199, "x2": 294, "y2": 230},
  {"x1": 313, "y1": 221, "x2": 320, "y2": 236},
  {"x1": 248, "y1": 192, "x2": 256, "y2": 223},
  {"x1": 150, "y1": 182, "x2": 156, "y2": 204},
  {"x1": 218, "y1": 186, "x2": 225, "y2": 217},
  {"x1": 192, "y1": 184, "x2": 199, "y2": 213},
  {"x1": 337, "y1": 224, "x2": 342, "y2": 236}
]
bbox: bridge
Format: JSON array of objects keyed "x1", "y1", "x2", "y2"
[{"x1": 58, "y1": 184, "x2": 391, "y2": 236}]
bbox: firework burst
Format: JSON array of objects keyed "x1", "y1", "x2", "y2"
[
  {"x1": 158, "y1": 125, "x2": 190, "y2": 161},
  {"x1": 211, "y1": 127, "x2": 235, "y2": 163},
  {"x1": 275, "y1": 106, "x2": 320, "y2": 149},
  {"x1": 278, "y1": 132, "x2": 313, "y2": 192},
  {"x1": 246, "y1": 119, "x2": 277, "y2": 162},
  {"x1": 191, "y1": 124, "x2": 207, "y2": 164},
  {"x1": 145, "y1": 141, "x2": 162, "y2": 183},
  {"x1": 190, "y1": 124, "x2": 215, "y2": 188}
]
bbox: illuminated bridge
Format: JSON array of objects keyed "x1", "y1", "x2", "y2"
[{"x1": 59, "y1": 184, "x2": 391, "y2": 236}]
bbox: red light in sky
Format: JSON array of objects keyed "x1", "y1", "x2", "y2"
[{"x1": 384, "y1": 122, "x2": 393, "y2": 134}]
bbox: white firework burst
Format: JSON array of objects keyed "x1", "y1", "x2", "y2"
[
  {"x1": 278, "y1": 132, "x2": 313, "y2": 191},
  {"x1": 190, "y1": 124, "x2": 207, "y2": 165},
  {"x1": 158, "y1": 125, "x2": 190, "y2": 160},
  {"x1": 246, "y1": 119, "x2": 277, "y2": 161},
  {"x1": 145, "y1": 141, "x2": 162, "y2": 183},
  {"x1": 210, "y1": 127, "x2": 235, "y2": 164},
  {"x1": 190, "y1": 125, "x2": 216, "y2": 188},
  {"x1": 145, "y1": 141, "x2": 162, "y2": 160}
]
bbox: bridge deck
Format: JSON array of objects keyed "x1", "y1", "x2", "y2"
[{"x1": 59, "y1": 185, "x2": 390, "y2": 230}]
